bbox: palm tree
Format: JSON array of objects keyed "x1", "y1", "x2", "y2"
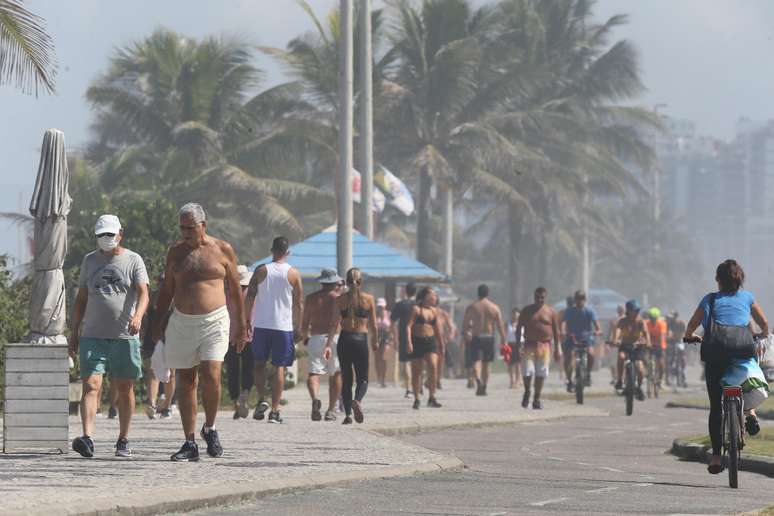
[
  {"x1": 0, "y1": 0, "x2": 56, "y2": 94},
  {"x1": 383, "y1": 0, "x2": 542, "y2": 268},
  {"x1": 84, "y1": 29, "x2": 331, "y2": 257}
]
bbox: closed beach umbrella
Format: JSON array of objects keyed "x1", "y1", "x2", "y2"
[{"x1": 28, "y1": 128, "x2": 71, "y2": 343}]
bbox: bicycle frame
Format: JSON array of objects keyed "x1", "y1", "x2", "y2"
[{"x1": 722, "y1": 385, "x2": 745, "y2": 488}]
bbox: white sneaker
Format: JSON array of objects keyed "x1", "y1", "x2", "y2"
[{"x1": 146, "y1": 405, "x2": 157, "y2": 420}]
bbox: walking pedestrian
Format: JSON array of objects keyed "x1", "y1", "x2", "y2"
[
  {"x1": 406, "y1": 287, "x2": 444, "y2": 409},
  {"x1": 461, "y1": 284, "x2": 507, "y2": 396},
  {"x1": 224, "y1": 265, "x2": 255, "y2": 419},
  {"x1": 69, "y1": 215, "x2": 149, "y2": 458},
  {"x1": 244, "y1": 236, "x2": 304, "y2": 424},
  {"x1": 506, "y1": 308, "x2": 523, "y2": 389},
  {"x1": 300, "y1": 268, "x2": 343, "y2": 422},
  {"x1": 151, "y1": 203, "x2": 247, "y2": 461},
  {"x1": 325, "y1": 268, "x2": 377, "y2": 424},
  {"x1": 516, "y1": 287, "x2": 561, "y2": 409},
  {"x1": 391, "y1": 283, "x2": 417, "y2": 398},
  {"x1": 374, "y1": 298, "x2": 392, "y2": 388}
]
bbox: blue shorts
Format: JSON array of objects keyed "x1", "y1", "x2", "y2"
[{"x1": 251, "y1": 328, "x2": 295, "y2": 367}]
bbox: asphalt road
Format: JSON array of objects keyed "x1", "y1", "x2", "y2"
[{"x1": 180, "y1": 386, "x2": 774, "y2": 516}]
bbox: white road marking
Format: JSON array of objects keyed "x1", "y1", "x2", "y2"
[
  {"x1": 586, "y1": 486, "x2": 619, "y2": 494},
  {"x1": 547, "y1": 456, "x2": 566, "y2": 461},
  {"x1": 635, "y1": 482, "x2": 654, "y2": 487},
  {"x1": 668, "y1": 422, "x2": 692, "y2": 427},
  {"x1": 529, "y1": 497, "x2": 569, "y2": 507},
  {"x1": 599, "y1": 466, "x2": 624, "y2": 473}
]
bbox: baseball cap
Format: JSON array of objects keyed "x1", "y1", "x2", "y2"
[
  {"x1": 377, "y1": 297, "x2": 387, "y2": 307},
  {"x1": 237, "y1": 265, "x2": 251, "y2": 286},
  {"x1": 317, "y1": 268, "x2": 342, "y2": 284},
  {"x1": 94, "y1": 214, "x2": 121, "y2": 235}
]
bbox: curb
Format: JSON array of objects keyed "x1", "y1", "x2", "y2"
[
  {"x1": 8, "y1": 455, "x2": 463, "y2": 516},
  {"x1": 369, "y1": 409, "x2": 609, "y2": 437},
  {"x1": 671, "y1": 439, "x2": 774, "y2": 478},
  {"x1": 666, "y1": 402, "x2": 774, "y2": 421}
]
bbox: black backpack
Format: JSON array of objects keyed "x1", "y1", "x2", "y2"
[{"x1": 701, "y1": 293, "x2": 756, "y2": 364}]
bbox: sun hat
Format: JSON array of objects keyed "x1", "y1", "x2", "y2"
[{"x1": 316, "y1": 268, "x2": 342, "y2": 284}]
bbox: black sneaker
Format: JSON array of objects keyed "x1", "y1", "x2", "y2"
[
  {"x1": 636, "y1": 387, "x2": 646, "y2": 401},
  {"x1": 253, "y1": 400, "x2": 269, "y2": 421},
  {"x1": 614, "y1": 380, "x2": 623, "y2": 391},
  {"x1": 232, "y1": 410, "x2": 241, "y2": 420},
  {"x1": 72, "y1": 435, "x2": 94, "y2": 458},
  {"x1": 584, "y1": 375, "x2": 591, "y2": 387},
  {"x1": 521, "y1": 390, "x2": 531, "y2": 409},
  {"x1": 107, "y1": 406, "x2": 117, "y2": 419},
  {"x1": 427, "y1": 397, "x2": 442, "y2": 408},
  {"x1": 342, "y1": 416, "x2": 353, "y2": 425},
  {"x1": 533, "y1": 400, "x2": 543, "y2": 410},
  {"x1": 311, "y1": 399, "x2": 322, "y2": 421},
  {"x1": 482, "y1": 385, "x2": 487, "y2": 396},
  {"x1": 115, "y1": 437, "x2": 131, "y2": 458},
  {"x1": 412, "y1": 399, "x2": 420, "y2": 410},
  {"x1": 566, "y1": 381, "x2": 574, "y2": 393},
  {"x1": 746, "y1": 415, "x2": 761, "y2": 436},
  {"x1": 475, "y1": 379, "x2": 484, "y2": 396},
  {"x1": 268, "y1": 411, "x2": 283, "y2": 424},
  {"x1": 159, "y1": 408, "x2": 172, "y2": 419},
  {"x1": 200, "y1": 426, "x2": 223, "y2": 458},
  {"x1": 171, "y1": 441, "x2": 200, "y2": 462}
]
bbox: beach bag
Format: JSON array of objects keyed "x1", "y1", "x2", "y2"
[
  {"x1": 701, "y1": 293, "x2": 756, "y2": 363},
  {"x1": 722, "y1": 357, "x2": 770, "y2": 409},
  {"x1": 151, "y1": 341, "x2": 171, "y2": 383}
]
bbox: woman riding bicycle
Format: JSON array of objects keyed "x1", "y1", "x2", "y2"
[
  {"x1": 612, "y1": 299, "x2": 650, "y2": 400},
  {"x1": 683, "y1": 259, "x2": 769, "y2": 475}
]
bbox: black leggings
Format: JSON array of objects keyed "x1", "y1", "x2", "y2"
[
  {"x1": 705, "y1": 360, "x2": 727, "y2": 456},
  {"x1": 225, "y1": 345, "x2": 255, "y2": 401},
  {"x1": 338, "y1": 331, "x2": 369, "y2": 416}
]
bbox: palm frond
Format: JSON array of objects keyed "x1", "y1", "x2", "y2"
[{"x1": 0, "y1": 0, "x2": 56, "y2": 95}]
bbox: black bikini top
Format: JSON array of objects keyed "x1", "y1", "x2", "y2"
[
  {"x1": 341, "y1": 306, "x2": 370, "y2": 319},
  {"x1": 415, "y1": 309, "x2": 437, "y2": 327}
]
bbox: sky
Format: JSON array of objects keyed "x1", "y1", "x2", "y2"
[{"x1": 1, "y1": 0, "x2": 773, "y2": 265}]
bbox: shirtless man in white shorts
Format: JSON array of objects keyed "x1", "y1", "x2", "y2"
[
  {"x1": 151, "y1": 203, "x2": 246, "y2": 462},
  {"x1": 300, "y1": 269, "x2": 342, "y2": 422}
]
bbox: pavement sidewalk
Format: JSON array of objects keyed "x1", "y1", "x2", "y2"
[{"x1": 0, "y1": 374, "x2": 606, "y2": 516}]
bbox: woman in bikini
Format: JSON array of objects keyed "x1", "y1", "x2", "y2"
[
  {"x1": 406, "y1": 287, "x2": 444, "y2": 409},
  {"x1": 325, "y1": 268, "x2": 377, "y2": 424}
]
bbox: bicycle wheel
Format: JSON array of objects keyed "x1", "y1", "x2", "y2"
[
  {"x1": 727, "y1": 399, "x2": 740, "y2": 489},
  {"x1": 625, "y1": 363, "x2": 634, "y2": 416},
  {"x1": 653, "y1": 362, "x2": 660, "y2": 399},
  {"x1": 575, "y1": 353, "x2": 585, "y2": 405}
]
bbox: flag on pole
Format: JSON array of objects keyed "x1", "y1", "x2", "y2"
[
  {"x1": 374, "y1": 165, "x2": 414, "y2": 216},
  {"x1": 352, "y1": 168, "x2": 386, "y2": 212}
]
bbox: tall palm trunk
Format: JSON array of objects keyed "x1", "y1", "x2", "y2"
[
  {"x1": 416, "y1": 166, "x2": 433, "y2": 265},
  {"x1": 508, "y1": 203, "x2": 523, "y2": 309}
]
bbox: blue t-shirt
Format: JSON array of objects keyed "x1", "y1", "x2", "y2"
[
  {"x1": 563, "y1": 305, "x2": 597, "y2": 342},
  {"x1": 698, "y1": 290, "x2": 754, "y2": 332}
]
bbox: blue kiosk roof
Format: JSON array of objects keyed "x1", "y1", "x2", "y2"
[{"x1": 250, "y1": 230, "x2": 447, "y2": 282}]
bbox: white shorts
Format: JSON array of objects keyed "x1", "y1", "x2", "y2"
[
  {"x1": 164, "y1": 306, "x2": 230, "y2": 369},
  {"x1": 308, "y1": 334, "x2": 340, "y2": 376}
]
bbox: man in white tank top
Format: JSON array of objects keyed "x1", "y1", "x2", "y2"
[{"x1": 244, "y1": 237, "x2": 304, "y2": 424}]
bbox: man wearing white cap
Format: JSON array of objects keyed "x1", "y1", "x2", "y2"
[
  {"x1": 69, "y1": 215, "x2": 150, "y2": 458},
  {"x1": 224, "y1": 265, "x2": 256, "y2": 419},
  {"x1": 300, "y1": 269, "x2": 342, "y2": 421}
]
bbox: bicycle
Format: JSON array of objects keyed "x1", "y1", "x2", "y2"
[
  {"x1": 645, "y1": 348, "x2": 660, "y2": 399},
  {"x1": 666, "y1": 341, "x2": 687, "y2": 389},
  {"x1": 607, "y1": 341, "x2": 641, "y2": 416},
  {"x1": 572, "y1": 338, "x2": 589, "y2": 405},
  {"x1": 683, "y1": 336, "x2": 745, "y2": 488}
]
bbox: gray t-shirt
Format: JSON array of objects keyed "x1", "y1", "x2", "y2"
[{"x1": 78, "y1": 249, "x2": 149, "y2": 339}]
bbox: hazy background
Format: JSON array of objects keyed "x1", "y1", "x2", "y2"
[{"x1": 1, "y1": 0, "x2": 773, "y2": 265}]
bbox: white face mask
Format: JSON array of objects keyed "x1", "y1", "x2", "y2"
[{"x1": 97, "y1": 235, "x2": 119, "y2": 252}]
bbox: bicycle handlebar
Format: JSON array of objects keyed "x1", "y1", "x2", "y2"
[{"x1": 683, "y1": 336, "x2": 702, "y2": 344}]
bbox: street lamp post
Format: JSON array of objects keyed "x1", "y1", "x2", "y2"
[
  {"x1": 358, "y1": 0, "x2": 374, "y2": 240},
  {"x1": 337, "y1": 0, "x2": 354, "y2": 275}
]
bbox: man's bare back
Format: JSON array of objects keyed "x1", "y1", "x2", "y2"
[
  {"x1": 519, "y1": 303, "x2": 557, "y2": 342},
  {"x1": 303, "y1": 288, "x2": 339, "y2": 336},
  {"x1": 167, "y1": 236, "x2": 234, "y2": 315},
  {"x1": 466, "y1": 299, "x2": 502, "y2": 337}
]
